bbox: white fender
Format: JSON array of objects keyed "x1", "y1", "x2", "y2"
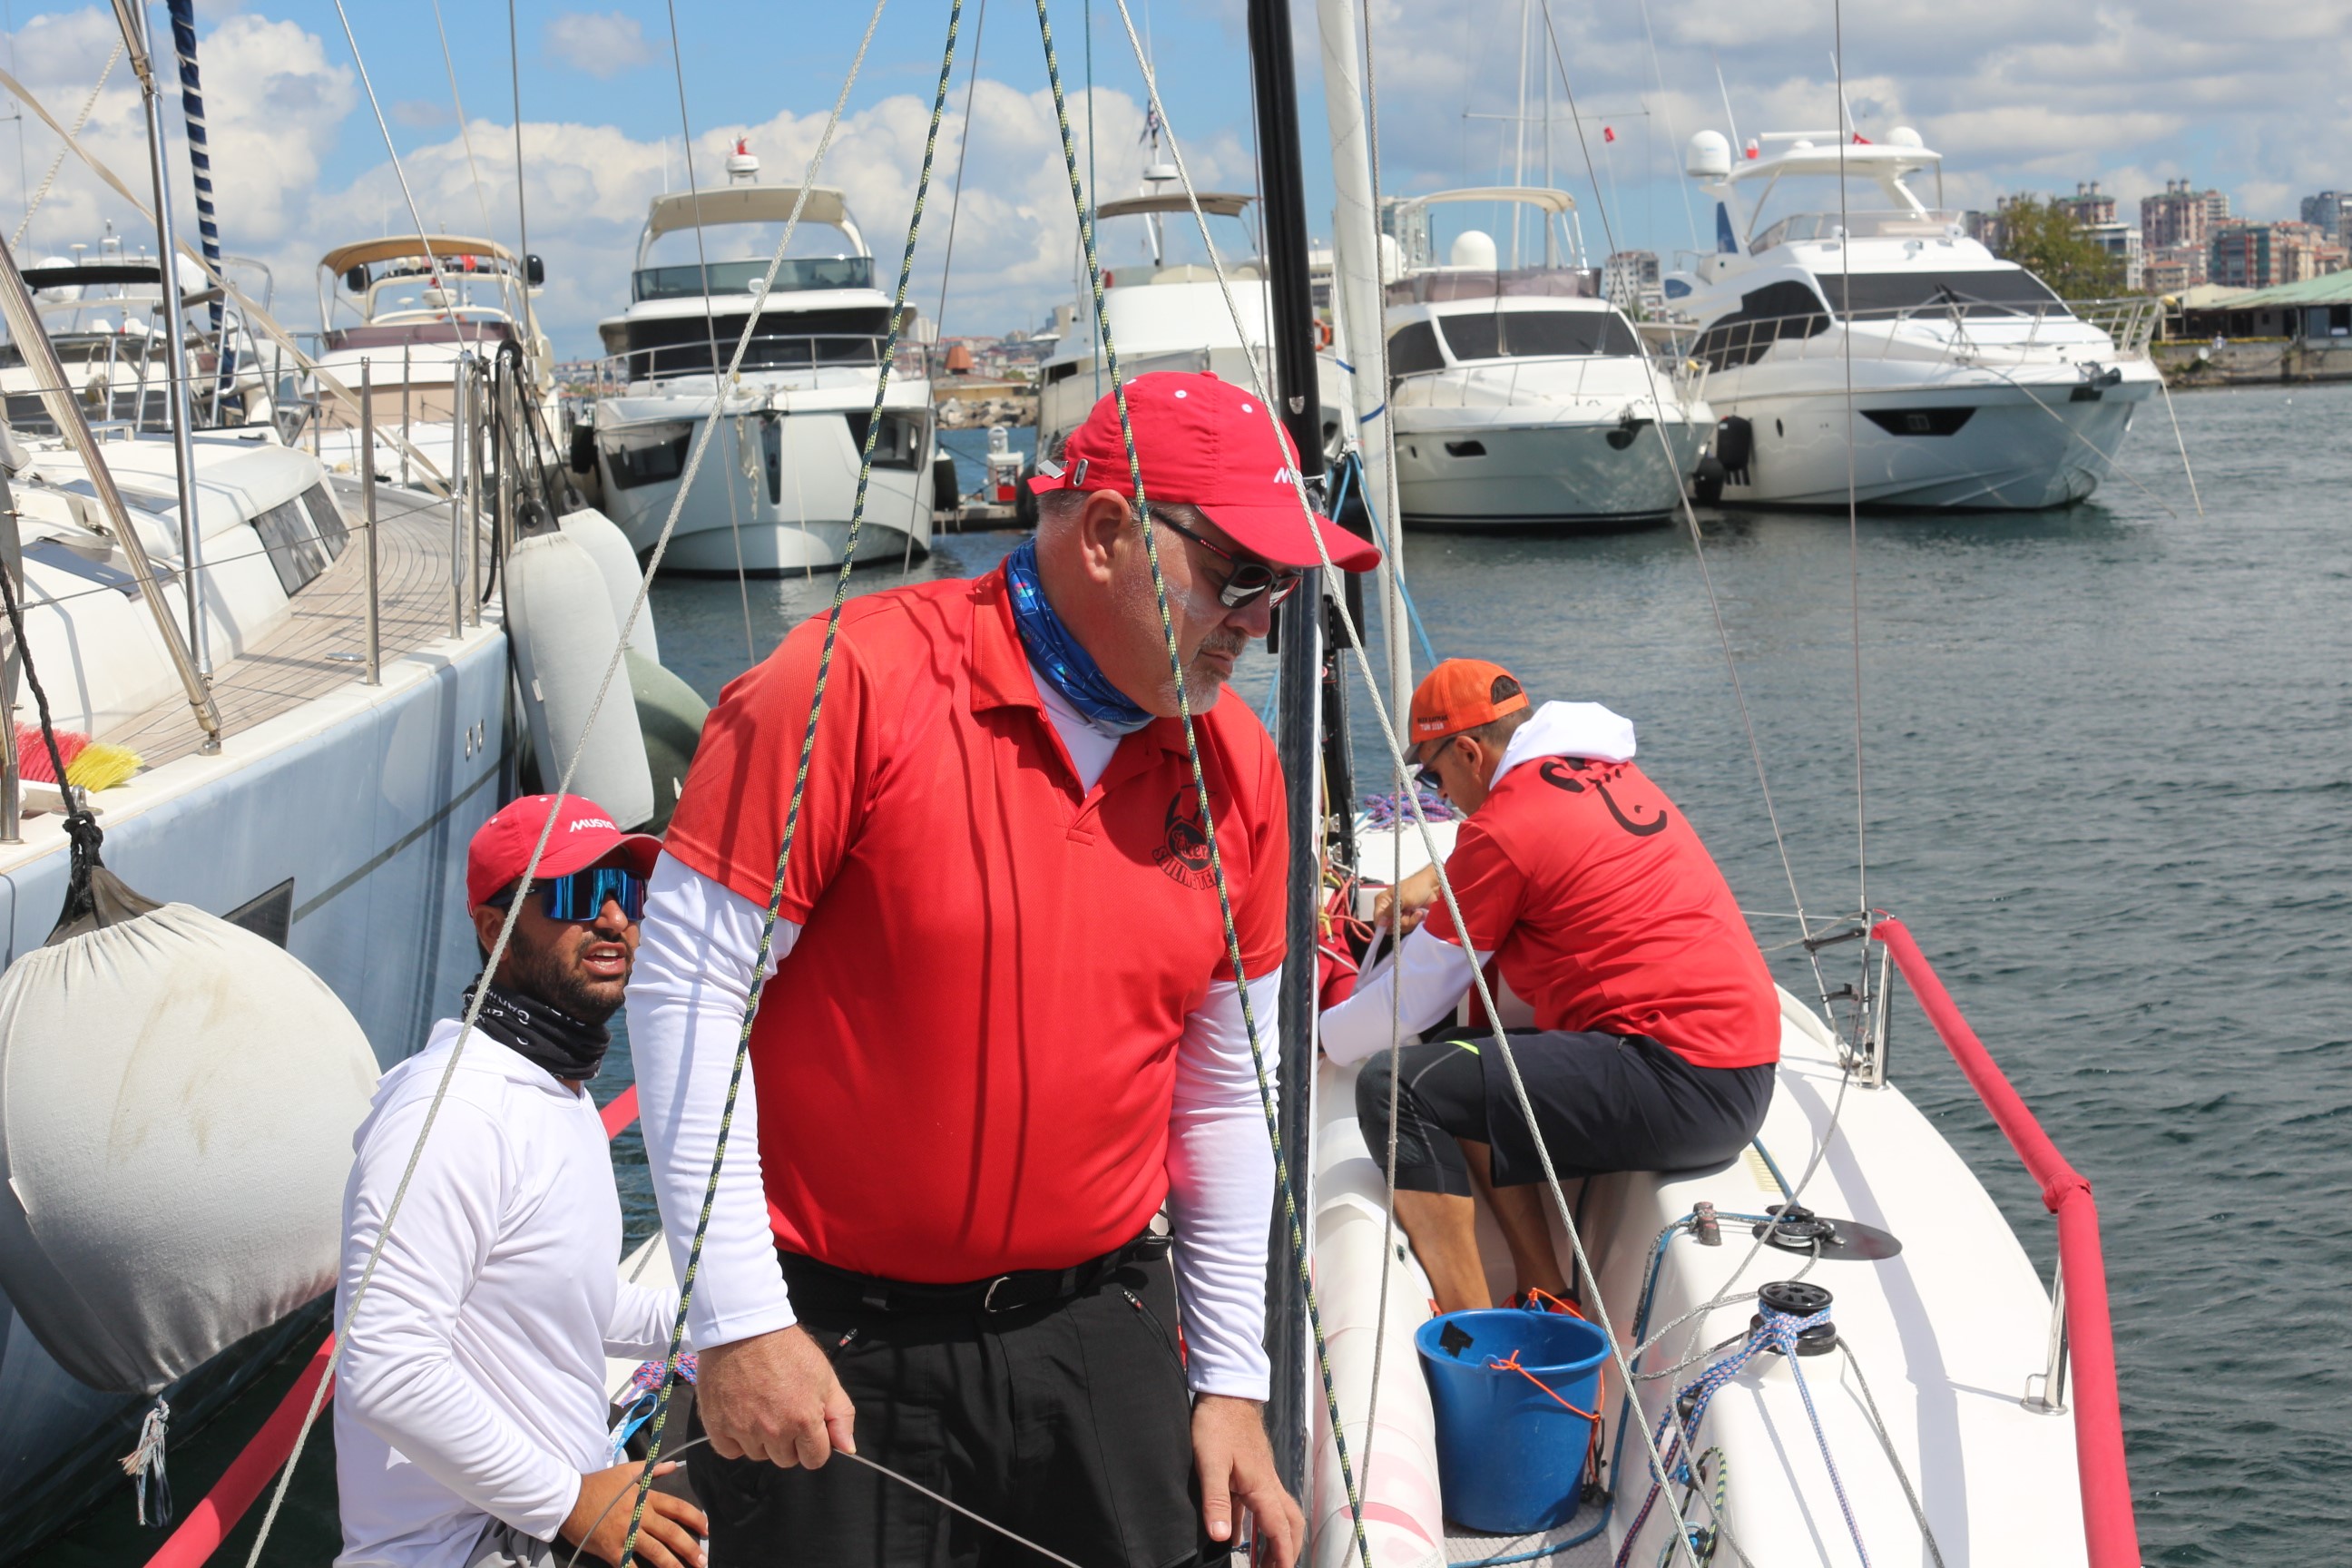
[
  {"x1": 0, "y1": 906, "x2": 379, "y2": 1394},
  {"x1": 506, "y1": 531, "x2": 656, "y2": 830},
  {"x1": 1312, "y1": 1057, "x2": 1448, "y2": 1568},
  {"x1": 559, "y1": 506, "x2": 659, "y2": 666}
]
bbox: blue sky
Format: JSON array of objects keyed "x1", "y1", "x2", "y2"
[{"x1": 5, "y1": 0, "x2": 2344, "y2": 358}]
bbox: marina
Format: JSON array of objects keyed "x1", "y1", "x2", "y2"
[{"x1": 0, "y1": 0, "x2": 2338, "y2": 1563}]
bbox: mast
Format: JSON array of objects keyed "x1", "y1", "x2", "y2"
[
  {"x1": 1315, "y1": 0, "x2": 1409, "y2": 720},
  {"x1": 1247, "y1": 0, "x2": 1325, "y2": 1509},
  {"x1": 113, "y1": 0, "x2": 209, "y2": 678}
]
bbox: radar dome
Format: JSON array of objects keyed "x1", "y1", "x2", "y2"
[
  {"x1": 1685, "y1": 131, "x2": 1732, "y2": 179},
  {"x1": 1448, "y1": 229, "x2": 1497, "y2": 270},
  {"x1": 1887, "y1": 126, "x2": 1925, "y2": 149}
]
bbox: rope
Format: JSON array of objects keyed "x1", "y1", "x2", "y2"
[
  {"x1": 122, "y1": 1397, "x2": 172, "y2": 1528},
  {"x1": 13, "y1": 41, "x2": 120, "y2": 248},
  {"x1": 2154, "y1": 372, "x2": 2204, "y2": 518},
  {"x1": 325, "y1": 0, "x2": 449, "y2": 299},
  {"x1": 426, "y1": 0, "x2": 502, "y2": 265},
  {"x1": 908, "y1": 0, "x2": 989, "y2": 570},
  {"x1": 1093, "y1": 8, "x2": 1705, "y2": 1557},
  {"x1": 610, "y1": 5, "x2": 948, "y2": 1563},
  {"x1": 238, "y1": 14, "x2": 895, "y2": 1563},
  {"x1": 1836, "y1": 1342, "x2": 1948, "y2": 1567},
  {"x1": 1033, "y1": 7, "x2": 1380, "y2": 1565},
  {"x1": 659, "y1": 0, "x2": 757, "y2": 659}
]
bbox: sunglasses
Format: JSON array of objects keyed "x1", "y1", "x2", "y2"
[
  {"x1": 491, "y1": 867, "x2": 647, "y2": 923},
  {"x1": 1147, "y1": 509, "x2": 1305, "y2": 610}
]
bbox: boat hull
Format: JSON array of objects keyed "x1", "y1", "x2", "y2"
[
  {"x1": 0, "y1": 618, "x2": 509, "y2": 1553},
  {"x1": 594, "y1": 400, "x2": 934, "y2": 574},
  {"x1": 1709, "y1": 363, "x2": 2159, "y2": 512},
  {"x1": 1393, "y1": 414, "x2": 1711, "y2": 529}
]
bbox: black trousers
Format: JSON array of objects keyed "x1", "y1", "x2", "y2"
[
  {"x1": 687, "y1": 1244, "x2": 1219, "y2": 1568},
  {"x1": 1355, "y1": 1029, "x2": 1775, "y2": 1194}
]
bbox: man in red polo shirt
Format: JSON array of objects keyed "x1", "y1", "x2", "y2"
[
  {"x1": 627, "y1": 373, "x2": 1374, "y2": 1567},
  {"x1": 1320, "y1": 660, "x2": 1779, "y2": 1314}
]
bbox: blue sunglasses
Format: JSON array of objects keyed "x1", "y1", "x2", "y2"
[{"x1": 493, "y1": 867, "x2": 646, "y2": 923}]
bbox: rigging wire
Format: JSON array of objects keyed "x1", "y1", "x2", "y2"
[
  {"x1": 660, "y1": 0, "x2": 759, "y2": 660},
  {"x1": 237, "y1": 10, "x2": 894, "y2": 1564},
  {"x1": 12, "y1": 40, "x2": 119, "y2": 248},
  {"x1": 907, "y1": 0, "x2": 990, "y2": 572},
  {"x1": 325, "y1": 0, "x2": 450, "y2": 299},
  {"x1": 426, "y1": 0, "x2": 501, "y2": 277},
  {"x1": 1095, "y1": 6, "x2": 1706, "y2": 1561},
  {"x1": 1834, "y1": 0, "x2": 1867, "y2": 932}
]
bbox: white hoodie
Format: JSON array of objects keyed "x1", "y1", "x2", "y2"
[
  {"x1": 1320, "y1": 701, "x2": 1636, "y2": 1063},
  {"x1": 333, "y1": 1018, "x2": 677, "y2": 1568}
]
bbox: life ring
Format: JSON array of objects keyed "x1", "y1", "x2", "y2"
[{"x1": 1315, "y1": 318, "x2": 1335, "y2": 351}]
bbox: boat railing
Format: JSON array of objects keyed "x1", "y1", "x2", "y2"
[
  {"x1": 1681, "y1": 297, "x2": 2161, "y2": 376},
  {"x1": 597, "y1": 332, "x2": 896, "y2": 388},
  {"x1": 1869, "y1": 917, "x2": 2140, "y2": 1568}
]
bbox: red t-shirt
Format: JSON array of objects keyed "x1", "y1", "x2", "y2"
[
  {"x1": 1423, "y1": 754, "x2": 1778, "y2": 1070},
  {"x1": 662, "y1": 566, "x2": 1289, "y2": 1282}
]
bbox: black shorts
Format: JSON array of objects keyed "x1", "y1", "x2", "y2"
[
  {"x1": 686, "y1": 1243, "x2": 1219, "y2": 1568},
  {"x1": 1354, "y1": 1029, "x2": 1775, "y2": 1195}
]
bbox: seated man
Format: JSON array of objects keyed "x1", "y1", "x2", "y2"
[
  {"x1": 336, "y1": 795, "x2": 707, "y2": 1568},
  {"x1": 1320, "y1": 662, "x2": 1779, "y2": 1313}
]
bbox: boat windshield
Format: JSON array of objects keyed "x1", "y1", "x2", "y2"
[
  {"x1": 1820, "y1": 270, "x2": 2063, "y2": 318},
  {"x1": 1437, "y1": 309, "x2": 1638, "y2": 361},
  {"x1": 635, "y1": 221, "x2": 873, "y2": 302}
]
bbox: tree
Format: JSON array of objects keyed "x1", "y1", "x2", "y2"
[{"x1": 1992, "y1": 195, "x2": 2127, "y2": 298}]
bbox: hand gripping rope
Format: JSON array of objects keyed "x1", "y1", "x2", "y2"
[
  {"x1": 608, "y1": 3, "x2": 966, "y2": 1563},
  {"x1": 1031, "y1": 3, "x2": 1380, "y2": 1565}
]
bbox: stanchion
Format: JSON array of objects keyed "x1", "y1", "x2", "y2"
[{"x1": 360, "y1": 358, "x2": 380, "y2": 686}]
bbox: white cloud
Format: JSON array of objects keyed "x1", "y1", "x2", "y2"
[{"x1": 544, "y1": 11, "x2": 654, "y2": 81}]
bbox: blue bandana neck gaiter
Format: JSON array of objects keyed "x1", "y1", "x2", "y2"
[{"x1": 1004, "y1": 538, "x2": 1154, "y2": 736}]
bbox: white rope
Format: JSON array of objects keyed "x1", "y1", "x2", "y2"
[
  {"x1": 326, "y1": 0, "x2": 450, "y2": 300},
  {"x1": 2155, "y1": 371, "x2": 2204, "y2": 518},
  {"x1": 1097, "y1": 9, "x2": 1702, "y2": 1559},
  {"x1": 425, "y1": 0, "x2": 503, "y2": 297},
  {"x1": 236, "y1": 10, "x2": 891, "y2": 1563},
  {"x1": 11, "y1": 39, "x2": 119, "y2": 248}
]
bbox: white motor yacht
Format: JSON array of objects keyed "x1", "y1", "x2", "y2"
[
  {"x1": 1666, "y1": 127, "x2": 2161, "y2": 511},
  {"x1": 309, "y1": 236, "x2": 554, "y2": 489},
  {"x1": 1384, "y1": 188, "x2": 1716, "y2": 530},
  {"x1": 1034, "y1": 186, "x2": 1351, "y2": 501},
  {"x1": 589, "y1": 153, "x2": 934, "y2": 574}
]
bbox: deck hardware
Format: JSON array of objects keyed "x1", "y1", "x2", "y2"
[
  {"x1": 1751, "y1": 1280, "x2": 1838, "y2": 1357},
  {"x1": 1690, "y1": 1201, "x2": 1721, "y2": 1246},
  {"x1": 2023, "y1": 1264, "x2": 2070, "y2": 1416}
]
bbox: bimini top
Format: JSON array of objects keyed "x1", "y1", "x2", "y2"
[
  {"x1": 1391, "y1": 186, "x2": 1577, "y2": 217},
  {"x1": 1095, "y1": 191, "x2": 1253, "y2": 220},
  {"x1": 642, "y1": 185, "x2": 854, "y2": 242},
  {"x1": 318, "y1": 236, "x2": 516, "y2": 276}
]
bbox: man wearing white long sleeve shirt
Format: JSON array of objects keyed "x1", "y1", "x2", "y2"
[
  {"x1": 628, "y1": 374, "x2": 1379, "y2": 1568},
  {"x1": 335, "y1": 796, "x2": 707, "y2": 1568}
]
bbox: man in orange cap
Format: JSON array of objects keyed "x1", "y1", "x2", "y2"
[{"x1": 1321, "y1": 661, "x2": 1779, "y2": 1312}]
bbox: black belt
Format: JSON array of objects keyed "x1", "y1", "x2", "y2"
[{"x1": 780, "y1": 1231, "x2": 1171, "y2": 1318}]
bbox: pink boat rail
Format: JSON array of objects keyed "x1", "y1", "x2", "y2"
[
  {"x1": 142, "y1": 1085, "x2": 643, "y2": 1568},
  {"x1": 1872, "y1": 918, "x2": 2140, "y2": 1568}
]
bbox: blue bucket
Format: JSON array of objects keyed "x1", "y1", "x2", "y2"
[{"x1": 1415, "y1": 1306, "x2": 1611, "y2": 1535}]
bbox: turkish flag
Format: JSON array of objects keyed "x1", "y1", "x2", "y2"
[
  {"x1": 1852, "y1": 132, "x2": 1871, "y2": 144},
  {"x1": 1603, "y1": 125, "x2": 1616, "y2": 143}
]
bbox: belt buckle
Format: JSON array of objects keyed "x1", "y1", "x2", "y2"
[{"x1": 981, "y1": 1275, "x2": 1017, "y2": 1314}]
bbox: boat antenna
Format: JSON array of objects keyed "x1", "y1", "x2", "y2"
[{"x1": 1711, "y1": 48, "x2": 1741, "y2": 155}]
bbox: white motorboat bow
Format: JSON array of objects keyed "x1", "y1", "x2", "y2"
[
  {"x1": 588, "y1": 152, "x2": 936, "y2": 575},
  {"x1": 1665, "y1": 128, "x2": 2161, "y2": 512},
  {"x1": 1383, "y1": 188, "x2": 1716, "y2": 530}
]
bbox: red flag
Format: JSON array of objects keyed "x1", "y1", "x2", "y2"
[
  {"x1": 1852, "y1": 131, "x2": 1871, "y2": 144},
  {"x1": 1602, "y1": 125, "x2": 1616, "y2": 143}
]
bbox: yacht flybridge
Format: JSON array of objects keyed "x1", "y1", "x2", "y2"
[
  {"x1": 310, "y1": 236, "x2": 554, "y2": 488},
  {"x1": 1666, "y1": 128, "x2": 2161, "y2": 511},
  {"x1": 1384, "y1": 188, "x2": 1716, "y2": 529},
  {"x1": 588, "y1": 152, "x2": 935, "y2": 574}
]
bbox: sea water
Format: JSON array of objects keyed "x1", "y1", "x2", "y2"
[{"x1": 68, "y1": 386, "x2": 2337, "y2": 1563}]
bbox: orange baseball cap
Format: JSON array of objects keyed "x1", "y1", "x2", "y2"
[{"x1": 1408, "y1": 659, "x2": 1528, "y2": 760}]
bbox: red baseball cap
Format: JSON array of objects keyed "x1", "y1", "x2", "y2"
[
  {"x1": 1409, "y1": 659, "x2": 1528, "y2": 760},
  {"x1": 466, "y1": 793, "x2": 663, "y2": 908},
  {"x1": 1029, "y1": 372, "x2": 1380, "y2": 573}
]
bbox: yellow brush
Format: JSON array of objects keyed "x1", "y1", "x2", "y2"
[{"x1": 14, "y1": 724, "x2": 142, "y2": 791}]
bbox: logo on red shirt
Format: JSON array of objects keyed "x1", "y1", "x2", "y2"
[{"x1": 1152, "y1": 788, "x2": 1216, "y2": 890}]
